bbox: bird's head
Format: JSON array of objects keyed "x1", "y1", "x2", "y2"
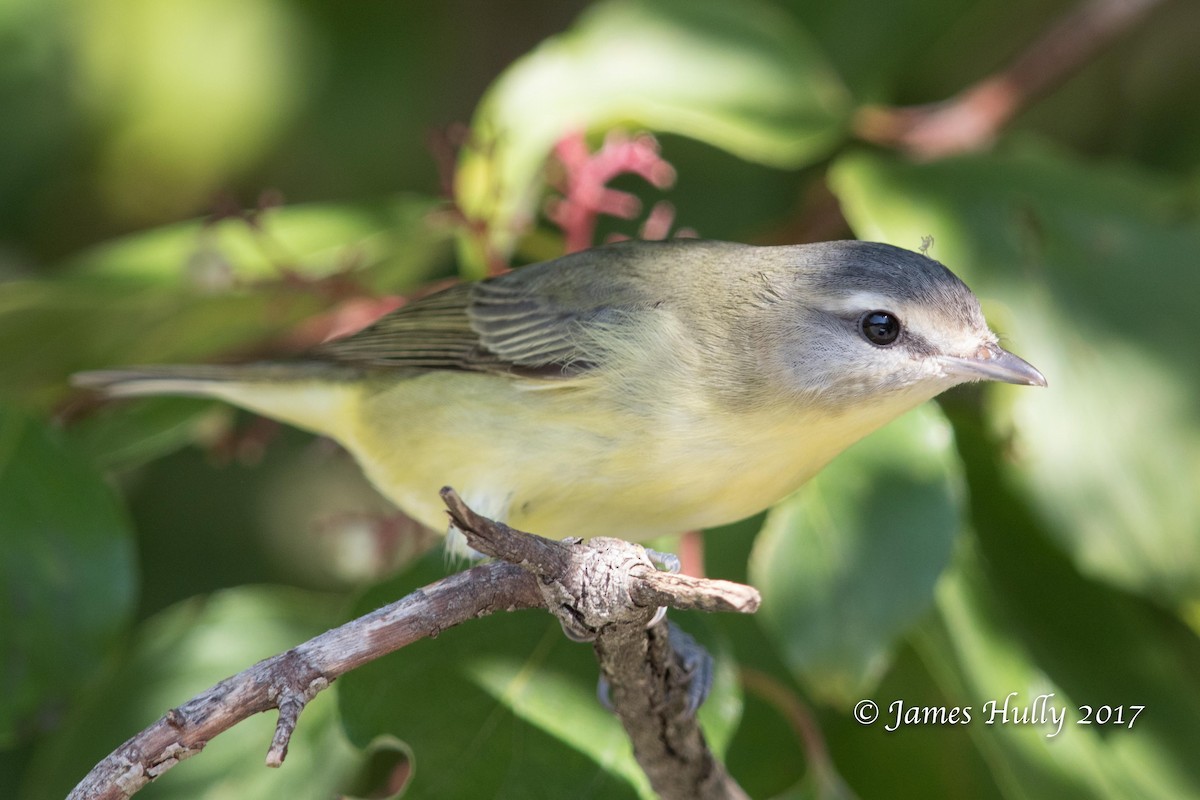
[{"x1": 753, "y1": 241, "x2": 1045, "y2": 413}]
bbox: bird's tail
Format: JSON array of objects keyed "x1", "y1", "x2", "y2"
[{"x1": 72, "y1": 362, "x2": 360, "y2": 439}]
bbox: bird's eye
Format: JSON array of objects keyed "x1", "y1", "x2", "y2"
[{"x1": 860, "y1": 310, "x2": 901, "y2": 346}]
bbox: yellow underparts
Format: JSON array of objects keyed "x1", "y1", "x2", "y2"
[{"x1": 204, "y1": 370, "x2": 930, "y2": 541}]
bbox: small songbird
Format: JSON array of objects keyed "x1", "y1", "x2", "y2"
[{"x1": 74, "y1": 239, "x2": 1045, "y2": 541}]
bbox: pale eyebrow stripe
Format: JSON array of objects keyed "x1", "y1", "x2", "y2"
[{"x1": 821, "y1": 291, "x2": 898, "y2": 316}]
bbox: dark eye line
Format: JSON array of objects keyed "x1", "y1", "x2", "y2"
[{"x1": 902, "y1": 330, "x2": 938, "y2": 357}]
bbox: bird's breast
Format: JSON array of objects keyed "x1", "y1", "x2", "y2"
[{"x1": 342, "y1": 370, "x2": 922, "y2": 541}]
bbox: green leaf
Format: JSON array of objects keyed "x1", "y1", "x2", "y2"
[
  {"x1": 66, "y1": 0, "x2": 309, "y2": 221},
  {"x1": 816, "y1": 639, "x2": 1006, "y2": 799},
  {"x1": 0, "y1": 279, "x2": 326, "y2": 410},
  {"x1": 948, "y1": 409, "x2": 1200, "y2": 798},
  {"x1": 455, "y1": 0, "x2": 849, "y2": 272},
  {"x1": 67, "y1": 397, "x2": 222, "y2": 470},
  {"x1": 829, "y1": 145, "x2": 1200, "y2": 605},
  {"x1": 0, "y1": 408, "x2": 136, "y2": 749},
  {"x1": 123, "y1": 425, "x2": 410, "y2": 618},
  {"x1": 21, "y1": 586, "x2": 359, "y2": 800},
  {"x1": 338, "y1": 554, "x2": 742, "y2": 799},
  {"x1": 916, "y1": 460, "x2": 1200, "y2": 800},
  {"x1": 0, "y1": 195, "x2": 452, "y2": 412},
  {"x1": 749, "y1": 405, "x2": 964, "y2": 705},
  {"x1": 786, "y1": 0, "x2": 984, "y2": 99},
  {"x1": 61, "y1": 194, "x2": 453, "y2": 293}
]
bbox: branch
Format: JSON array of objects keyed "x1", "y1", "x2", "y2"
[
  {"x1": 596, "y1": 621, "x2": 749, "y2": 800},
  {"x1": 443, "y1": 488, "x2": 757, "y2": 799},
  {"x1": 71, "y1": 489, "x2": 760, "y2": 800},
  {"x1": 853, "y1": 0, "x2": 1168, "y2": 159},
  {"x1": 69, "y1": 560, "x2": 542, "y2": 800}
]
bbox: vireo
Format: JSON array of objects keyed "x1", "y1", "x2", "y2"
[{"x1": 75, "y1": 239, "x2": 1045, "y2": 540}]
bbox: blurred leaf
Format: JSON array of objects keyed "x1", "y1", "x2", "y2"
[
  {"x1": 61, "y1": 194, "x2": 453, "y2": 293},
  {"x1": 339, "y1": 554, "x2": 741, "y2": 799},
  {"x1": 830, "y1": 145, "x2": 1200, "y2": 606},
  {"x1": 0, "y1": 279, "x2": 326, "y2": 409},
  {"x1": 912, "y1": 407, "x2": 1200, "y2": 799},
  {"x1": 0, "y1": 408, "x2": 136, "y2": 748},
  {"x1": 784, "y1": 0, "x2": 987, "y2": 99},
  {"x1": 454, "y1": 0, "x2": 849, "y2": 272},
  {"x1": 4, "y1": 195, "x2": 449, "y2": 410},
  {"x1": 955, "y1": 410, "x2": 1200, "y2": 796},
  {"x1": 703, "y1": 512, "x2": 766, "y2": 587},
  {"x1": 1113, "y1": 2, "x2": 1200, "y2": 174},
  {"x1": 816, "y1": 638, "x2": 1006, "y2": 799},
  {"x1": 120, "y1": 424, "x2": 410, "y2": 616},
  {"x1": 922, "y1": 553, "x2": 1200, "y2": 799},
  {"x1": 750, "y1": 405, "x2": 963, "y2": 705},
  {"x1": 67, "y1": 397, "x2": 221, "y2": 470},
  {"x1": 21, "y1": 586, "x2": 359, "y2": 800},
  {"x1": 702, "y1": 516, "x2": 823, "y2": 798},
  {"x1": 65, "y1": 0, "x2": 309, "y2": 224},
  {"x1": 721, "y1": 675, "x2": 808, "y2": 798}
]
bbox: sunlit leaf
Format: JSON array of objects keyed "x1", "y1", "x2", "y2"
[
  {"x1": 0, "y1": 195, "x2": 451, "y2": 413},
  {"x1": 66, "y1": 0, "x2": 309, "y2": 223},
  {"x1": 750, "y1": 405, "x2": 964, "y2": 705},
  {"x1": 61, "y1": 194, "x2": 452, "y2": 293},
  {"x1": 455, "y1": 0, "x2": 849, "y2": 272},
  {"x1": 830, "y1": 146, "x2": 1200, "y2": 605},
  {"x1": 918, "y1": 509, "x2": 1200, "y2": 799}
]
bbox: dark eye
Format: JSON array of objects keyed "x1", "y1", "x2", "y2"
[{"x1": 861, "y1": 310, "x2": 901, "y2": 346}]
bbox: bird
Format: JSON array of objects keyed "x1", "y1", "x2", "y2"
[{"x1": 74, "y1": 239, "x2": 1046, "y2": 543}]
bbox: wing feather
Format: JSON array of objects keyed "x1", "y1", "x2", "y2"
[
  {"x1": 310, "y1": 239, "x2": 722, "y2": 375},
  {"x1": 312, "y1": 272, "x2": 611, "y2": 376}
]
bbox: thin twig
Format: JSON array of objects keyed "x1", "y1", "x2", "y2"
[
  {"x1": 854, "y1": 0, "x2": 1168, "y2": 159},
  {"x1": 67, "y1": 562, "x2": 543, "y2": 800},
  {"x1": 740, "y1": 668, "x2": 857, "y2": 799}
]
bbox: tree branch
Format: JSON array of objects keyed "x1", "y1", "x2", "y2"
[
  {"x1": 68, "y1": 560, "x2": 542, "y2": 800},
  {"x1": 597, "y1": 621, "x2": 749, "y2": 800},
  {"x1": 70, "y1": 489, "x2": 760, "y2": 800},
  {"x1": 443, "y1": 487, "x2": 758, "y2": 799},
  {"x1": 853, "y1": 0, "x2": 1168, "y2": 159}
]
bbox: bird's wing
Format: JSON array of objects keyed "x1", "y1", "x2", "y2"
[
  {"x1": 312, "y1": 282, "x2": 484, "y2": 370},
  {"x1": 312, "y1": 272, "x2": 627, "y2": 377}
]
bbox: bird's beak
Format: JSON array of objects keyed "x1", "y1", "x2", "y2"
[{"x1": 939, "y1": 342, "x2": 1047, "y2": 387}]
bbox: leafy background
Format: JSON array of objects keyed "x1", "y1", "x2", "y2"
[{"x1": 2, "y1": 0, "x2": 1199, "y2": 797}]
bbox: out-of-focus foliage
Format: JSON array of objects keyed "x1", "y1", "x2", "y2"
[
  {"x1": 454, "y1": 0, "x2": 848, "y2": 272},
  {"x1": 2, "y1": 1, "x2": 1198, "y2": 798},
  {"x1": 751, "y1": 405, "x2": 964, "y2": 706},
  {"x1": 0, "y1": 409, "x2": 136, "y2": 748},
  {"x1": 831, "y1": 147, "x2": 1200, "y2": 604}
]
